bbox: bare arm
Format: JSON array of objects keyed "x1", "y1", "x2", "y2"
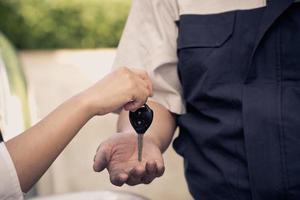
[
  {"x1": 5, "y1": 67, "x2": 152, "y2": 192},
  {"x1": 5, "y1": 94, "x2": 92, "y2": 192}
]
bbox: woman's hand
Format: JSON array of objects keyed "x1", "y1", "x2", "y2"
[{"x1": 80, "y1": 67, "x2": 153, "y2": 116}]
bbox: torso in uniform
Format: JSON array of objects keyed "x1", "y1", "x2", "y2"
[{"x1": 174, "y1": 0, "x2": 300, "y2": 199}]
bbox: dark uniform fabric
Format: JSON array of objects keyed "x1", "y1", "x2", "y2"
[{"x1": 173, "y1": 1, "x2": 300, "y2": 199}]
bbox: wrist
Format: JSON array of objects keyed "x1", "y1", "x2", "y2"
[
  {"x1": 144, "y1": 134, "x2": 164, "y2": 153},
  {"x1": 71, "y1": 91, "x2": 96, "y2": 119}
]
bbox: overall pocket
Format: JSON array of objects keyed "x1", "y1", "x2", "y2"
[
  {"x1": 177, "y1": 11, "x2": 236, "y2": 93},
  {"x1": 177, "y1": 12, "x2": 235, "y2": 49}
]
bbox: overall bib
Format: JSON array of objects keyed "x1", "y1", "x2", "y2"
[{"x1": 174, "y1": 1, "x2": 300, "y2": 199}]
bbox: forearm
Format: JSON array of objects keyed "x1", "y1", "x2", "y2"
[
  {"x1": 5, "y1": 93, "x2": 92, "y2": 192},
  {"x1": 2, "y1": 67, "x2": 152, "y2": 192},
  {"x1": 117, "y1": 100, "x2": 177, "y2": 152}
]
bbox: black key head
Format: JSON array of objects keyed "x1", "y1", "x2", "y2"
[{"x1": 129, "y1": 104, "x2": 153, "y2": 134}]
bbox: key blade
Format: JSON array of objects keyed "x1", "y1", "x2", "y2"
[{"x1": 138, "y1": 134, "x2": 144, "y2": 162}]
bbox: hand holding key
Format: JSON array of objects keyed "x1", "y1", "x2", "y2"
[{"x1": 93, "y1": 105, "x2": 164, "y2": 186}]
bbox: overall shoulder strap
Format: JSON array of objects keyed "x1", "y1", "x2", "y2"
[{"x1": 244, "y1": 0, "x2": 294, "y2": 83}]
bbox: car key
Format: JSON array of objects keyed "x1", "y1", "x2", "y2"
[{"x1": 129, "y1": 104, "x2": 153, "y2": 162}]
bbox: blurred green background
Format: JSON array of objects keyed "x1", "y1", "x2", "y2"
[{"x1": 0, "y1": 0, "x2": 131, "y2": 49}]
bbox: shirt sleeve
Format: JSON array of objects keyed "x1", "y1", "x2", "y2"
[
  {"x1": 0, "y1": 142, "x2": 23, "y2": 200},
  {"x1": 112, "y1": 0, "x2": 186, "y2": 114}
]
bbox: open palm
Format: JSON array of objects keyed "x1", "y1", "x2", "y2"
[{"x1": 93, "y1": 132, "x2": 164, "y2": 186}]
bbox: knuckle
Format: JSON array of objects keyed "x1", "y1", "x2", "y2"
[
  {"x1": 127, "y1": 181, "x2": 139, "y2": 186},
  {"x1": 119, "y1": 67, "x2": 131, "y2": 78},
  {"x1": 93, "y1": 164, "x2": 98, "y2": 172},
  {"x1": 128, "y1": 82, "x2": 138, "y2": 94},
  {"x1": 110, "y1": 177, "x2": 121, "y2": 187},
  {"x1": 125, "y1": 73, "x2": 135, "y2": 85},
  {"x1": 157, "y1": 167, "x2": 165, "y2": 177},
  {"x1": 126, "y1": 182, "x2": 134, "y2": 186},
  {"x1": 126, "y1": 87, "x2": 135, "y2": 99},
  {"x1": 141, "y1": 70, "x2": 148, "y2": 77},
  {"x1": 110, "y1": 177, "x2": 116, "y2": 185},
  {"x1": 119, "y1": 66, "x2": 129, "y2": 73},
  {"x1": 143, "y1": 179, "x2": 153, "y2": 185},
  {"x1": 131, "y1": 78, "x2": 138, "y2": 87},
  {"x1": 123, "y1": 85, "x2": 134, "y2": 100},
  {"x1": 146, "y1": 89, "x2": 151, "y2": 97}
]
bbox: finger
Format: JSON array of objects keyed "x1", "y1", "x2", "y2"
[
  {"x1": 156, "y1": 160, "x2": 165, "y2": 177},
  {"x1": 124, "y1": 99, "x2": 147, "y2": 112},
  {"x1": 138, "y1": 74, "x2": 153, "y2": 97},
  {"x1": 130, "y1": 69, "x2": 153, "y2": 96},
  {"x1": 123, "y1": 80, "x2": 149, "y2": 112},
  {"x1": 142, "y1": 161, "x2": 157, "y2": 184},
  {"x1": 123, "y1": 101, "x2": 137, "y2": 112},
  {"x1": 94, "y1": 144, "x2": 102, "y2": 162},
  {"x1": 93, "y1": 145, "x2": 110, "y2": 172},
  {"x1": 124, "y1": 87, "x2": 149, "y2": 111},
  {"x1": 126, "y1": 165, "x2": 145, "y2": 186},
  {"x1": 134, "y1": 78, "x2": 151, "y2": 98},
  {"x1": 96, "y1": 144, "x2": 101, "y2": 152},
  {"x1": 131, "y1": 68, "x2": 148, "y2": 80},
  {"x1": 110, "y1": 170, "x2": 129, "y2": 187}
]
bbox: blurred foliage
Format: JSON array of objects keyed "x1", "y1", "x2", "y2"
[
  {"x1": 0, "y1": 0, "x2": 131, "y2": 49},
  {"x1": 0, "y1": 32, "x2": 31, "y2": 128}
]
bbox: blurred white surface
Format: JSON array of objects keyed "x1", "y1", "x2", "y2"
[
  {"x1": 20, "y1": 49, "x2": 192, "y2": 200},
  {"x1": 30, "y1": 190, "x2": 148, "y2": 200}
]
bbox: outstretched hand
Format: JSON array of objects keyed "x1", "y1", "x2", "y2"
[{"x1": 93, "y1": 132, "x2": 164, "y2": 186}]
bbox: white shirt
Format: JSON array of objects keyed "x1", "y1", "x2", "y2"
[
  {"x1": 0, "y1": 142, "x2": 23, "y2": 200},
  {"x1": 112, "y1": 0, "x2": 185, "y2": 114},
  {"x1": 112, "y1": 0, "x2": 300, "y2": 113},
  {"x1": 112, "y1": 0, "x2": 270, "y2": 115}
]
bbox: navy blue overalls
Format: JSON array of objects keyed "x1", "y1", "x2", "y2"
[{"x1": 173, "y1": 1, "x2": 300, "y2": 199}]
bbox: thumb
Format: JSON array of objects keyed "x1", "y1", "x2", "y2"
[{"x1": 93, "y1": 144, "x2": 110, "y2": 172}]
